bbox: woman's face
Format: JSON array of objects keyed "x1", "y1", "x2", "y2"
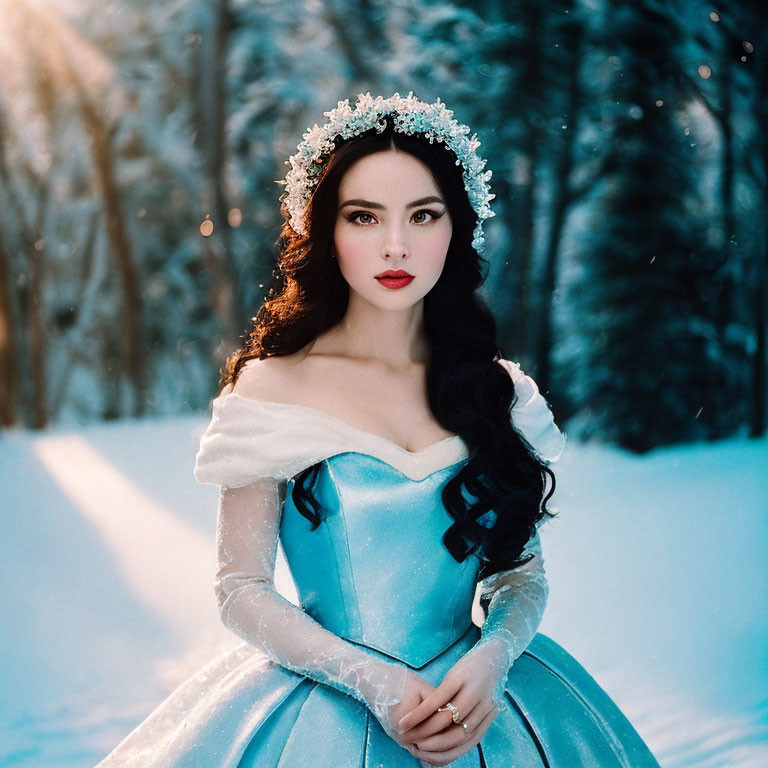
[{"x1": 333, "y1": 148, "x2": 452, "y2": 311}]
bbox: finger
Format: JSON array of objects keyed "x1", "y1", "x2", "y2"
[
  {"x1": 399, "y1": 691, "x2": 481, "y2": 743},
  {"x1": 459, "y1": 701, "x2": 495, "y2": 737},
  {"x1": 412, "y1": 722, "x2": 469, "y2": 752},
  {"x1": 410, "y1": 707, "x2": 497, "y2": 763},
  {"x1": 411, "y1": 701, "x2": 490, "y2": 752},
  {"x1": 409, "y1": 728, "x2": 482, "y2": 766},
  {"x1": 397, "y1": 676, "x2": 462, "y2": 732},
  {"x1": 412, "y1": 704, "x2": 498, "y2": 757},
  {"x1": 398, "y1": 710, "x2": 451, "y2": 743},
  {"x1": 397, "y1": 677, "x2": 461, "y2": 733}
]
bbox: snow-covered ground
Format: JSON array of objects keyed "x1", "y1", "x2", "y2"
[{"x1": 1, "y1": 414, "x2": 766, "y2": 767}]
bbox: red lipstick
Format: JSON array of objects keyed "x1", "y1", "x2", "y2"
[{"x1": 375, "y1": 269, "x2": 415, "y2": 290}]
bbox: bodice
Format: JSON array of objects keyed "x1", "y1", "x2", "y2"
[
  {"x1": 193, "y1": 357, "x2": 566, "y2": 675},
  {"x1": 279, "y1": 451, "x2": 481, "y2": 669}
]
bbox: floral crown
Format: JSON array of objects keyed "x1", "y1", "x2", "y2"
[{"x1": 276, "y1": 91, "x2": 496, "y2": 253}]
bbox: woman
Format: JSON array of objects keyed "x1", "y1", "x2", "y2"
[{"x1": 97, "y1": 92, "x2": 661, "y2": 767}]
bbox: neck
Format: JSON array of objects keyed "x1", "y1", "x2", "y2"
[{"x1": 324, "y1": 292, "x2": 429, "y2": 368}]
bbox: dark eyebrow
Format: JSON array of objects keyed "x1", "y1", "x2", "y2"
[{"x1": 338, "y1": 195, "x2": 445, "y2": 210}]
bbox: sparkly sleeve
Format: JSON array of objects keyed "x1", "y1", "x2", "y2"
[
  {"x1": 214, "y1": 477, "x2": 408, "y2": 733},
  {"x1": 458, "y1": 359, "x2": 563, "y2": 708},
  {"x1": 471, "y1": 531, "x2": 549, "y2": 708}
]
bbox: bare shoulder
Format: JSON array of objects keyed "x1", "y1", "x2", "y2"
[{"x1": 223, "y1": 353, "x2": 307, "y2": 402}]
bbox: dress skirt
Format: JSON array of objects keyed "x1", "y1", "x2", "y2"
[{"x1": 96, "y1": 625, "x2": 660, "y2": 768}]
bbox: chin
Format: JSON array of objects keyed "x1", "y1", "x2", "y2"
[{"x1": 358, "y1": 289, "x2": 426, "y2": 311}]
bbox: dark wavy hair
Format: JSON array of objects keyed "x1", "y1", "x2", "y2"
[{"x1": 219, "y1": 116, "x2": 557, "y2": 581}]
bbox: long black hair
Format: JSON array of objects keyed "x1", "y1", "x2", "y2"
[{"x1": 220, "y1": 116, "x2": 557, "y2": 581}]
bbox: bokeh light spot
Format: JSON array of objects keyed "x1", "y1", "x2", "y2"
[{"x1": 228, "y1": 208, "x2": 243, "y2": 227}]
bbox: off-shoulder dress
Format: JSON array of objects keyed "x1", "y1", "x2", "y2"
[{"x1": 95, "y1": 359, "x2": 661, "y2": 768}]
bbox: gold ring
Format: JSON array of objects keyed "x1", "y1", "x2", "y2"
[
  {"x1": 461, "y1": 721, "x2": 468, "y2": 734},
  {"x1": 437, "y1": 702, "x2": 461, "y2": 723}
]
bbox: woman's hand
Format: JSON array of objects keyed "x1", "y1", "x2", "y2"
[
  {"x1": 394, "y1": 639, "x2": 509, "y2": 766},
  {"x1": 373, "y1": 670, "x2": 436, "y2": 747}
]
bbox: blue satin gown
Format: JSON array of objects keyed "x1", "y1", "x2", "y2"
[
  {"x1": 95, "y1": 371, "x2": 663, "y2": 768},
  {"x1": 227, "y1": 451, "x2": 661, "y2": 768}
]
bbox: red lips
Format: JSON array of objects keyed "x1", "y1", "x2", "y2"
[
  {"x1": 375, "y1": 269, "x2": 415, "y2": 290},
  {"x1": 375, "y1": 269, "x2": 414, "y2": 278}
]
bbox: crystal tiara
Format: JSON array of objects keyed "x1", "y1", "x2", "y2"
[{"x1": 276, "y1": 91, "x2": 496, "y2": 254}]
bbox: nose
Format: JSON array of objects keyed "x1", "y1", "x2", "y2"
[{"x1": 381, "y1": 221, "x2": 409, "y2": 260}]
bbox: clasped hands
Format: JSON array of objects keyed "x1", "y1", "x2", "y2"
[{"x1": 381, "y1": 638, "x2": 509, "y2": 766}]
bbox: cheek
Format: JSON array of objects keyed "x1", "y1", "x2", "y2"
[
  {"x1": 422, "y1": 227, "x2": 452, "y2": 273},
  {"x1": 333, "y1": 229, "x2": 369, "y2": 284},
  {"x1": 333, "y1": 221, "x2": 365, "y2": 259}
]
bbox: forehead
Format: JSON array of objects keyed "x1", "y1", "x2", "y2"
[{"x1": 338, "y1": 149, "x2": 439, "y2": 196}]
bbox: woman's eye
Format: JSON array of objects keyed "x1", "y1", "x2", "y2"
[
  {"x1": 413, "y1": 209, "x2": 441, "y2": 223},
  {"x1": 349, "y1": 212, "x2": 376, "y2": 225},
  {"x1": 347, "y1": 209, "x2": 442, "y2": 225}
]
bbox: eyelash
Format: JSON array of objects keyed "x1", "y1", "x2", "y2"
[{"x1": 346, "y1": 209, "x2": 443, "y2": 226}]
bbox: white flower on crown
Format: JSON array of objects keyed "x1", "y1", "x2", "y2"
[{"x1": 277, "y1": 91, "x2": 496, "y2": 254}]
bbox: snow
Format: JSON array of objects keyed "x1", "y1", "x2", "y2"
[{"x1": 0, "y1": 416, "x2": 765, "y2": 767}]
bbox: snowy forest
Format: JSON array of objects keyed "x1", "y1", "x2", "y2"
[
  {"x1": 1, "y1": 1, "x2": 767, "y2": 767},
  {"x1": 0, "y1": 0, "x2": 765, "y2": 452}
]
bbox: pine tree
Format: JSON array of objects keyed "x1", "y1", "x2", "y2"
[{"x1": 572, "y1": 0, "x2": 746, "y2": 451}]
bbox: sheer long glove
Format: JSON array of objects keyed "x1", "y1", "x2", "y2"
[
  {"x1": 215, "y1": 479, "x2": 409, "y2": 735},
  {"x1": 471, "y1": 529, "x2": 549, "y2": 708},
  {"x1": 396, "y1": 531, "x2": 548, "y2": 764}
]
